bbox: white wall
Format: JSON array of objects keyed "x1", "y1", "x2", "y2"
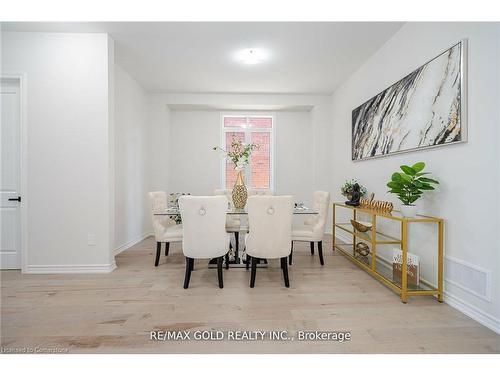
[
  {"x1": 147, "y1": 96, "x2": 170, "y2": 192},
  {"x1": 167, "y1": 109, "x2": 313, "y2": 204},
  {"x1": 329, "y1": 23, "x2": 500, "y2": 332},
  {"x1": 274, "y1": 111, "x2": 313, "y2": 204},
  {"x1": 168, "y1": 110, "x2": 220, "y2": 195},
  {"x1": 148, "y1": 93, "x2": 331, "y2": 207},
  {"x1": 1, "y1": 31, "x2": 115, "y2": 271},
  {"x1": 114, "y1": 64, "x2": 150, "y2": 253}
]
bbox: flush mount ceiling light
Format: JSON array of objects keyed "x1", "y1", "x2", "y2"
[{"x1": 235, "y1": 48, "x2": 268, "y2": 65}]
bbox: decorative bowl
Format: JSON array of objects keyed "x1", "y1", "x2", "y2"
[{"x1": 350, "y1": 219, "x2": 372, "y2": 232}]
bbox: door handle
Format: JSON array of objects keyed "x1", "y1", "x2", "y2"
[{"x1": 8, "y1": 196, "x2": 21, "y2": 202}]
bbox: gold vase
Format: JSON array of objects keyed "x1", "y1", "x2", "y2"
[{"x1": 232, "y1": 170, "x2": 248, "y2": 209}]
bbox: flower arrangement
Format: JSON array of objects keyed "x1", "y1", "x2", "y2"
[
  {"x1": 213, "y1": 138, "x2": 259, "y2": 170},
  {"x1": 168, "y1": 192, "x2": 190, "y2": 224},
  {"x1": 340, "y1": 179, "x2": 367, "y2": 198}
]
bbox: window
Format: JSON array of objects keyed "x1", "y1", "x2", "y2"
[{"x1": 221, "y1": 114, "x2": 274, "y2": 191}]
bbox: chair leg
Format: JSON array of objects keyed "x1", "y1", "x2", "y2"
[
  {"x1": 289, "y1": 241, "x2": 294, "y2": 265},
  {"x1": 281, "y1": 257, "x2": 290, "y2": 288},
  {"x1": 225, "y1": 252, "x2": 230, "y2": 270},
  {"x1": 235, "y1": 232, "x2": 239, "y2": 253},
  {"x1": 190, "y1": 258, "x2": 195, "y2": 271},
  {"x1": 183, "y1": 257, "x2": 192, "y2": 289},
  {"x1": 250, "y1": 257, "x2": 257, "y2": 288},
  {"x1": 155, "y1": 242, "x2": 161, "y2": 267},
  {"x1": 318, "y1": 241, "x2": 324, "y2": 265},
  {"x1": 246, "y1": 255, "x2": 251, "y2": 270},
  {"x1": 217, "y1": 256, "x2": 224, "y2": 288},
  {"x1": 310, "y1": 241, "x2": 315, "y2": 255},
  {"x1": 164, "y1": 242, "x2": 170, "y2": 256}
]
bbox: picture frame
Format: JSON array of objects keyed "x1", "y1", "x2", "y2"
[{"x1": 351, "y1": 39, "x2": 468, "y2": 161}]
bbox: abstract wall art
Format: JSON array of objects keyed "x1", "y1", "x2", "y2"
[{"x1": 352, "y1": 40, "x2": 467, "y2": 161}]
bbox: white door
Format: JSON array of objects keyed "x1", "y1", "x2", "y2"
[{"x1": 1, "y1": 78, "x2": 22, "y2": 269}]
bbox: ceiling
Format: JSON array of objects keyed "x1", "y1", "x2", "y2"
[{"x1": 2, "y1": 22, "x2": 404, "y2": 94}]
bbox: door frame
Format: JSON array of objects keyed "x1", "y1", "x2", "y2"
[{"x1": 1, "y1": 72, "x2": 28, "y2": 272}]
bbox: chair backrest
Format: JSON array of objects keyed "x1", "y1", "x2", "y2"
[
  {"x1": 245, "y1": 195, "x2": 293, "y2": 259},
  {"x1": 215, "y1": 189, "x2": 273, "y2": 208},
  {"x1": 310, "y1": 191, "x2": 331, "y2": 238},
  {"x1": 179, "y1": 196, "x2": 229, "y2": 259},
  {"x1": 248, "y1": 189, "x2": 273, "y2": 196},
  {"x1": 148, "y1": 191, "x2": 171, "y2": 241},
  {"x1": 214, "y1": 189, "x2": 232, "y2": 205},
  {"x1": 215, "y1": 189, "x2": 273, "y2": 196}
]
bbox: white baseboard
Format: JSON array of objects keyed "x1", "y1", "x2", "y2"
[
  {"x1": 333, "y1": 233, "x2": 500, "y2": 335},
  {"x1": 25, "y1": 262, "x2": 117, "y2": 274},
  {"x1": 114, "y1": 232, "x2": 152, "y2": 255},
  {"x1": 444, "y1": 292, "x2": 500, "y2": 335},
  {"x1": 23, "y1": 233, "x2": 152, "y2": 274}
]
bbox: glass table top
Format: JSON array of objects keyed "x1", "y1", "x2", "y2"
[{"x1": 154, "y1": 207, "x2": 318, "y2": 215}]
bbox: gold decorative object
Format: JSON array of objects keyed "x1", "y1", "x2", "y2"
[
  {"x1": 355, "y1": 242, "x2": 370, "y2": 257},
  {"x1": 354, "y1": 242, "x2": 370, "y2": 265},
  {"x1": 350, "y1": 219, "x2": 372, "y2": 232},
  {"x1": 360, "y1": 197, "x2": 393, "y2": 212},
  {"x1": 232, "y1": 170, "x2": 248, "y2": 209}
]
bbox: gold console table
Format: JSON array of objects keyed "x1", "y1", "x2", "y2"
[{"x1": 332, "y1": 202, "x2": 444, "y2": 303}]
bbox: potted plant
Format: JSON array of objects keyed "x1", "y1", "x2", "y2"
[
  {"x1": 341, "y1": 179, "x2": 367, "y2": 200},
  {"x1": 386, "y1": 162, "x2": 439, "y2": 217}
]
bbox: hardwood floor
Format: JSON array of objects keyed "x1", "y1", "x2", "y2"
[{"x1": 1, "y1": 236, "x2": 499, "y2": 354}]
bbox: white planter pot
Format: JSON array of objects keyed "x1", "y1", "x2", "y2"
[{"x1": 400, "y1": 204, "x2": 417, "y2": 218}]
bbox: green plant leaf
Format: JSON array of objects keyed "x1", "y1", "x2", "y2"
[
  {"x1": 408, "y1": 195, "x2": 421, "y2": 201},
  {"x1": 391, "y1": 173, "x2": 402, "y2": 182},
  {"x1": 400, "y1": 165, "x2": 416, "y2": 176},
  {"x1": 399, "y1": 173, "x2": 412, "y2": 182},
  {"x1": 387, "y1": 182, "x2": 400, "y2": 189},
  {"x1": 419, "y1": 177, "x2": 439, "y2": 184},
  {"x1": 419, "y1": 184, "x2": 435, "y2": 190},
  {"x1": 389, "y1": 190, "x2": 404, "y2": 195},
  {"x1": 411, "y1": 162, "x2": 425, "y2": 173}
]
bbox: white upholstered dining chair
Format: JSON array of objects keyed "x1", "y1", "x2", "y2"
[
  {"x1": 214, "y1": 188, "x2": 274, "y2": 253},
  {"x1": 148, "y1": 191, "x2": 183, "y2": 267},
  {"x1": 178, "y1": 196, "x2": 230, "y2": 289},
  {"x1": 290, "y1": 191, "x2": 330, "y2": 266},
  {"x1": 247, "y1": 189, "x2": 273, "y2": 196},
  {"x1": 245, "y1": 195, "x2": 294, "y2": 288}
]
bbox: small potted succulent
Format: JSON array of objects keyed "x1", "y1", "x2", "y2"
[
  {"x1": 341, "y1": 179, "x2": 367, "y2": 200},
  {"x1": 386, "y1": 162, "x2": 439, "y2": 217}
]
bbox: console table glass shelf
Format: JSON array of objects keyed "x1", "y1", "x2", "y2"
[{"x1": 332, "y1": 202, "x2": 444, "y2": 303}]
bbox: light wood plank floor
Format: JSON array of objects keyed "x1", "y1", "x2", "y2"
[{"x1": 1, "y1": 236, "x2": 499, "y2": 354}]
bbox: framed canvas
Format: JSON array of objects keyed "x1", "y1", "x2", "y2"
[{"x1": 351, "y1": 40, "x2": 467, "y2": 161}]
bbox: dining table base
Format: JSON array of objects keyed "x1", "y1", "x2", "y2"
[{"x1": 208, "y1": 248, "x2": 268, "y2": 269}]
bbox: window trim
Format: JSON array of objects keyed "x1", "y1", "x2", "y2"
[{"x1": 220, "y1": 112, "x2": 276, "y2": 192}]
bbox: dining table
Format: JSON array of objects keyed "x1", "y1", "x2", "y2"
[{"x1": 154, "y1": 206, "x2": 318, "y2": 268}]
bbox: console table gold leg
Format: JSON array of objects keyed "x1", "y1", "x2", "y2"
[
  {"x1": 332, "y1": 204, "x2": 336, "y2": 252},
  {"x1": 352, "y1": 209, "x2": 357, "y2": 256},
  {"x1": 401, "y1": 220, "x2": 408, "y2": 304},
  {"x1": 371, "y1": 214, "x2": 376, "y2": 271},
  {"x1": 438, "y1": 219, "x2": 444, "y2": 302}
]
